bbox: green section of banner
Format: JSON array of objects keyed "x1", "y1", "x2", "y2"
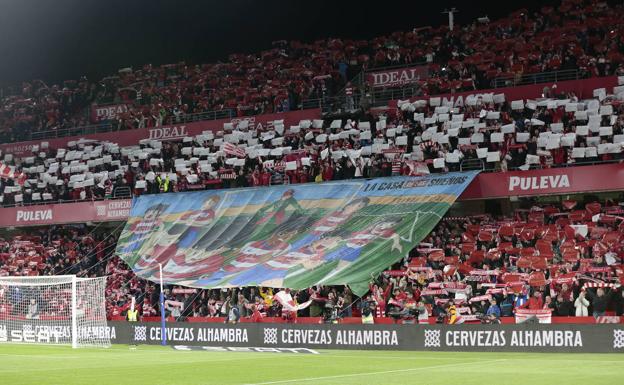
[
  {"x1": 116, "y1": 174, "x2": 477, "y2": 295},
  {"x1": 282, "y1": 200, "x2": 449, "y2": 294}
]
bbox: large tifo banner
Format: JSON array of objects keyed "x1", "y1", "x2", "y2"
[{"x1": 116, "y1": 173, "x2": 477, "y2": 294}]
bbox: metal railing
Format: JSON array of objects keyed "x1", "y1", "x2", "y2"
[
  {"x1": 0, "y1": 68, "x2": 593, "y2": 145},
  {"x1": 476, "y1": 157, "x2": 622, "y2": 174},
  {"x1": 26, "y1": 108, "x2": 244, "y2": 142},
  {"x1": 0, "y1": 195, "x2": 129, "y2": 209},
  {"x1": 335, "y1": 65, "x2": 584, "y2": 107},
  {"x1": 369, "y1": 85, "x2": 425, "y2": 107},
  {"x1": 490, "y1": 69, "x2": 581, "y2": 89},
  {"x1": 459, "y1": 158, "x2": 485, "y2": 172},
  {"x1": 362, "y1": 61, "x2": 429, "y2": 74},
  {"x1": 13, "y1": 65, "x2": 422, "y2": 144},
  {"x1": 113, "y1": 186, "x2": 132, "y2": 199},
  {"x1": 363, "y1": 69, "x2": 584, "y2": 107},
  {"x1": 12, "y1": 96, "x2": 355, "y2": 143},
  {"x1": 29, "y1": 123, "x2": 115, "y2": 141}
]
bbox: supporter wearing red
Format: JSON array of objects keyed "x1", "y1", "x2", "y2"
[
  {"x1": 522, "y1": 291, "x2": 545, "y2": 310},
  {"x1": 250, "y1": 304, "x2": 263, "y2": 322}
]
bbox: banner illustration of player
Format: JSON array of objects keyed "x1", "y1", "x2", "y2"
[{"x1": 116, "y1": 172, "x2": 478, "y2": 294}]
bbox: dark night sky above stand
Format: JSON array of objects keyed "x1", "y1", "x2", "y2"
[{"x1": 0, "y1": 0, "x2": 551, "y2": 87}]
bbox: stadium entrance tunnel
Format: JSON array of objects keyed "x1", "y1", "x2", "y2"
[{"x1": 100, "y1": 322, "x2": 624, "y2": 353}]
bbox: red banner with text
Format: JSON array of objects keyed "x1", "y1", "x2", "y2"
[
  {"x1": 460, "y1": 163, "x2": 624, "y2": 200},
  {"x1": 90, "y1": 104, "x2": 129, "y2": 122},
  {"x1": 0, "y1": 199, "x2": 131, "y2": 227},
  {"x1": 366, "y1": 65, "x2": 429, "y2": 88}
]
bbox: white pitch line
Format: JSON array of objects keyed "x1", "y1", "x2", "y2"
[
  {"x1": 0, "y1": 353, "x2": 80, "y2": 359},
  {"x1": 322, "y1": 354, "x2": 468, "y2": 360},
  {"x1": 321, "y1": 354, "x2": 624, "y2": 363},
  {"x1": 243, "y1": 358, "x2": 507, "y2": 385}
]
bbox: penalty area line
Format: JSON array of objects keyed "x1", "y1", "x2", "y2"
[{"x1": 242, "y1": 358, "x2": 507, "y2": 385}]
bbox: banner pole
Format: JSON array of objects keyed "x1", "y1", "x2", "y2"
[{"x1": 159, "y1": 263, "x2": 166, "y2": 346}]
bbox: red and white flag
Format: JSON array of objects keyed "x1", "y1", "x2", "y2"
[
  {"x1": 595, "y1": 316, "x2": 621, "y2": 324},
  {"x1": 223, "y1": 142, "x2": 246, "y2": 158},
  {"x1": 515, "y1": 308, "x2": 552, "y2": 324},
  {"x1": 274, "y1": 290, "x2": 312, "y2": 312},
  {"x1": 469, "y1": 294, "x2": 492, "y2": 303},
  {"x1": 0, "y1": 162, "x2": 26, "y2": 186}
]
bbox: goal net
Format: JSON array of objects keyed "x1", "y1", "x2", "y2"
[{"x1": 0, "y1": 275, "x2": 110, "y2": 348}]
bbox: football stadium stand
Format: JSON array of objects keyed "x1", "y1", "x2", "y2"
[
  {"x1": 1, "y1": 87, "x2": 624, "y2": 207},
  {"x1": 1, "y1": 198, "x2": 623, "y2": 324},
  {"x1": 0, "y1": 0, "x2": 623, "y2": 145},
  {"x1": 1, "y1": 0, "x2": 624, "y2": 329}
]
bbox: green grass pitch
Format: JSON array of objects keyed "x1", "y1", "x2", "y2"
[{"x1": 0, "y1": 344, "x2": 622, "y2": 385}]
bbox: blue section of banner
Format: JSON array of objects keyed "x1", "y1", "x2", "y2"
[{"x1": 128, "y1": 172, "x2": 479, "y2": 217}]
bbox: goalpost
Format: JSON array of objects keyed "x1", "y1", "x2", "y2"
[{"x1": 0, "y1": 275, "x2": 111, "y2": 348}]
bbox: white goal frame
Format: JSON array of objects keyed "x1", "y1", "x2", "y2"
[{"x1": 0, "y1": 275, "x2": 110, "y2": 348}]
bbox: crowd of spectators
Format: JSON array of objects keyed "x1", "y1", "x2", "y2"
[
  {"x1": 2, "y1": 83, "x2": 624, "y2": 207},
  {"x1": 2, "y1": 0, "x2": 624, "y2": 144},
  {"x1": 2, "y1": 197, "x2": 624, "y2": 323},
  {"x1": 370, "y1": 199, "x2": 624, "y2": 323},
  {"x1": 0, "y1": 225, "x2": 118, "y2": 279},
  {"x1": 94, "y1": 198, "x2": 624, "y2": 323},
  {"x1": 2, "y1": 0, "x2": 624, "y2": 323}
]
